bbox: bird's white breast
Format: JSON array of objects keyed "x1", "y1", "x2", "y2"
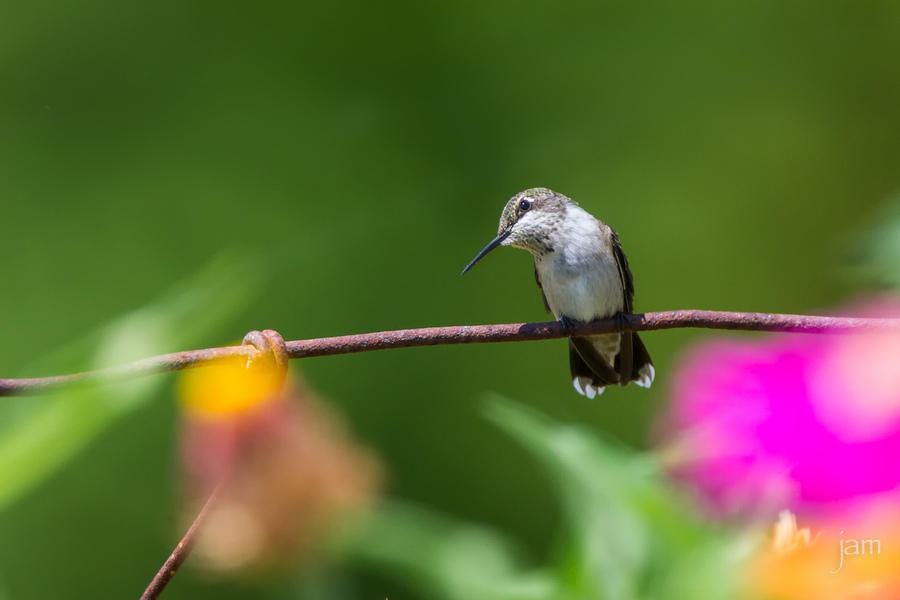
[{"x1": 534, "y1": 207, "x2": 623, "y2": 322}]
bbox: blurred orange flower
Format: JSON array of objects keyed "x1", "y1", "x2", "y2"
[{"x1": 747, "y1": 508, "x2": 900, "y2": 600}]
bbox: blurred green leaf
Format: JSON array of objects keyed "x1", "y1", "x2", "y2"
[
  {"x1": 842, "y1": 191, "x2": 900, "y2": 289},
  {"x1": 351, "y1": 501, "x2": 561, "y2": 600},
  {"x1": 484, "y1": 395, "x2": 749, "y2": 600},
  {"x1": 484, "y1": 394, "x2": 654, "y2": 599},
  {"x1": 0, "y1": 253, "x2": 261, "y2": 512}
]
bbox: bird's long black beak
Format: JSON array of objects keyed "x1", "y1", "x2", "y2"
[{"x1": 461, "y1": 228, "x2": 510, "y2": 274}]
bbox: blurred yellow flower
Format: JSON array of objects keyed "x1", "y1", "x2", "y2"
[{"x1": 178, "y1": 356, "x2": 284, "y2": 419}]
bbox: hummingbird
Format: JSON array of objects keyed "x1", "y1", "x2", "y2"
[{"x1": 462, "y1": 187, "x2": 654, "y2": 397}]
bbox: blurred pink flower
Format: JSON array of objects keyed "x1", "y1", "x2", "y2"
[{"x1": 657, "y1": 297, "x2": 900, "y2": 517}]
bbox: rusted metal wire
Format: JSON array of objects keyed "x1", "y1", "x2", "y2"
[{"x1": 2, "y1": 310, "x2": 898, "y2": 397}]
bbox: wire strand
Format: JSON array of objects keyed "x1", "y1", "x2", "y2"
[{"x1": 3, "y1": 310, "x2": 898, "y2": 397}]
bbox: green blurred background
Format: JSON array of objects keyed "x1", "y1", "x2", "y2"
[{"x1": 1, "y1": 0, "x2": 898, "y2": 597}]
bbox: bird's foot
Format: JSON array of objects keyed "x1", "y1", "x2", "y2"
[
  {"x1": 613, "y1": 311, "x2": 631, "y2": 332},
  {"x1": 558, "y1": 315, "x2": 578, "y2": 335}
]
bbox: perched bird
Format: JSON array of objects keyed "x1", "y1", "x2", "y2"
[{"x1": 462, "y1": 187, "x2": 654, "y2": 397}]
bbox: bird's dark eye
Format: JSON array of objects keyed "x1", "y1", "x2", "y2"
[{"x1": 518, "y1": 198, "x2": 533, "y2": 212}]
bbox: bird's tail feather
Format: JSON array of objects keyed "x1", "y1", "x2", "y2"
[
  {"x1": 629, "y1": 332, "x2": 655, "y2": 388},
  {"x1": 569, "y1": 333, "x2": 654, "y2": 397}
]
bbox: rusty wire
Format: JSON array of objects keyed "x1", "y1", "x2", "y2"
[{"x1": 3, "y1": 310, "x2": 898, "y2": 397}]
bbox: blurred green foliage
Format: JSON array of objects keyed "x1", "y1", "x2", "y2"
[
  {"x1": 0, "y1": 255, "x2": 258, "y2": 511},
  {"x1": 351, "y1": 397, "x2": 750, "y2": 600},
  {"x1": 1, "y1": 0, "x2": 898, "y2": 598},
  {"x1": 843, "y1": 192, "x2": 900, "y2": 289}
]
